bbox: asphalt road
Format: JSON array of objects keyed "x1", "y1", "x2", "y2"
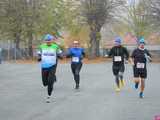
[{"x1": 0, "y1": 62, "x2": 160, "y2": 120}]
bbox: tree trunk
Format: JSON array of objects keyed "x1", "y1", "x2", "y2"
[
  {"x1": 89, "y1": 29, "x2": 97, "y2": 59},
  {"x1": 95, "y1": 25, "x2": 101, "y2": 57},
  {"x1": 14, "y1": 32, "x2": 21, "y2": 60},
  {"x1": 96, "y1": 39, "x2": 100, "y2": 56},
  {"x1": 28, "y1": 31, "x2": 33, "y2": 58},
  {"x1": 88, "y1": 26, "x2": 101, "y2": 59},
  {"x1": 14, "y1": 32, "x2": 20, "y2": 50}
]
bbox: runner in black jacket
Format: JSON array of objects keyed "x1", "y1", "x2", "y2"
[
  {"x1": 108, "y1": 37, "x2": 129, "y2": 92},
  {"x1": 131, "y1": 37, "x2": 152, "y2": 98}
]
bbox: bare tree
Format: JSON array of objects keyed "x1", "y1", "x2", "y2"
[
  {"x1": 148, "y1": 0, "x2": 160, "y2": 30},
  {"x1": 24, "y1": 0, "x2": 43, "y2": 57},
  {"x1": 119, "y1": 0, "x2": 153, "y2": 38},
  {"x1": 81, "y1": 0, "x2": 125, "y2": 58},
  {"x1": 0, "y1": 0, "x2": 46, "y2": 58}
]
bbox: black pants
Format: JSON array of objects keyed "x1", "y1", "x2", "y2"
[
  {"x1": 71, "y1": 63, "x2": 82, "y2": 86},
  {"x1": 112, "y1": 65, "x2": 125, "y2": 87},
  {"x1": 41, "y1": 65, "x2": 56, "y2": 96},
  {"x1": 112, "y1": 65, "x2": 125, "y2": 76},
  {"x1": 54, "y1": 62, "x2": 58, "y2": 82}
]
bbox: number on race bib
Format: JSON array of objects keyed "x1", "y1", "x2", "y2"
[
  {"x1": 72, "y1": 57, "x2": 79, "y2": 62},
  {"x1": 136, "y1": 63, "x2": 145, "y2": 68},
  {"x1": 114, "y1": 56, "x2": 122, "y2": 62}
]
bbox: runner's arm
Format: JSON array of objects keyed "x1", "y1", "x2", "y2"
[
  {"x1": 66, "y1": 48, "x2": 72, "y2": 58},
  {"x1": 145, "y1": 49, "x2": 152, "y2": 57},
  {"x1": 82, "y1": 48, "x2": 86, "y2": 58},
  {"x1": 37, "y1": 46, "x2": 42, "y2": 62},
  {"x1": 108, "y1": 48, "x2": 113, "y2": 57},
  {"x1": 130, "y1": 50, "x2": 135, "y2": 65},
  {"x1": 145, "y1": 49, "x2": 152, "y2": 62},
  {"x1": 57, "y1": 47, "x2": 63, "y2": 59}
]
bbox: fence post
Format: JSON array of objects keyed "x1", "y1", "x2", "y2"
[
  {"x1": 0, "y1": 47, "x2": 2, "y2": 64},
  {"x1": 14, "y1": 47, "x2": 17, "y2": 61},
  {"x1": 7, "y1": 40, "x2": 10, "y2": 60}
]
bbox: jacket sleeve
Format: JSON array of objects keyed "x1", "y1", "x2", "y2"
[
  {"x1": 57, "y1": 46, "x2": 63, "y2": 59},
  {"x1": 108, "y1": 48, "x2": 113, "y2": 57},
  {"x1": 145, "y1": 49, "x2": 152, "y2": 62},
  {"x1": 66, "y1": 48, "x2": 72, "y2": 58},
  {"x1": 145, "y1": 49, "x2": 152, "y2": 58},
  {"x1": 37, "y1": 46, "x2": 42, "y2": 62},
  {"x1": 82, "y1": 48, "x2": 85, "y2": 58},
  {"x1": 131, "y1": 49, "x2": 136, "y2": 58}
]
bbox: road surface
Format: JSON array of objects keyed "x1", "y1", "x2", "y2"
[{"x1": 0, "y1": 62, "x2": 160, "y2": 120}]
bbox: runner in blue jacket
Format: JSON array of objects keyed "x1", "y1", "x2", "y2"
[{"x1": 67, "y1": 41, "x2": 85, "y2": 89}]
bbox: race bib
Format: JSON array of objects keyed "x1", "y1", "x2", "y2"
[
  {"x1": 72, "y1": 57, "x2": 79, "y2": 62},
  {"x1": 114, "y1": 56, "x2": 122, "y2": 62},
  {"x1": 43, "y1": 55, "x2": 56, "y2": 62},
  {"x1": 136, "y1": 63, "x2": 145, "y2": 69},
  {"x1": 41, "y1": 49, "x2": 56, "y2": 65}
]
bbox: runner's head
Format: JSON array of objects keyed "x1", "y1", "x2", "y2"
[
  {"x1": 114, "y1": 37, "x2": 122, "y2": 46},
  {"x1": 138, "y1": 37, "x2": 145, "y2": 49},
  {"x1": 73, "y1": 40, "x2": 80, "y2": 48},
  {"x1": 43, "y1": 34, "x2": 55, "y2": 45}
]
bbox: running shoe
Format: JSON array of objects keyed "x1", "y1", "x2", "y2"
[
  {"x1": 120, "y1": 80, "x2": 125, "y2": 87},
  {"x1": 75, "y1": 84, "x2": 79, "y2": 89},
  {"x1": 135, "y1": 83, "x2": 139, "y2": 89},
  {"x1": 46, "y1": 96, "x2": 51, "y2": 103},
  {"x1": 139, "y1": 92, "x2": 144, "y2": 98},
  {"x1": 115, "y1": 87, "x2": 121, "y2": 92}
]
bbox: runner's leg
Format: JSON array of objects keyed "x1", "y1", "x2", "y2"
[
  {"x1": 47, "y1": 65, "x2": 56, "y2": 97},
  {"x1": 113, "y1": 66, "x2": 120, "y2": 90},
  {"x1": 133, "y1": 67, "x2": 140, "y2": 89},
  {"x1": 139, "y1": 69, "x2": 147, "y2": 98},
  {"x1": 71, "y1": 63, "x2": 77, "y2": 88},
  {"x1": 119, "y1": 65, "x2": 125, "y2": 87},
  {"x1": 74, "y1": 63, "x2": 82, "y2": 88},
  {"x1": 42, "y1": 68, "x2": 49, "y2": 87}
]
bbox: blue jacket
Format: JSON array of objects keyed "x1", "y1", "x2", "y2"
[{"x1": 67, "y1": 47, "x2": 85, "y2": 63}]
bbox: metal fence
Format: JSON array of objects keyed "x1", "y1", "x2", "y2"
[
  {"x1": 0, "y1": 41, "x2": 160, "y2": 61},
  {"x1": 0, "y1": 41, "x2": 36, "y2": 61}
]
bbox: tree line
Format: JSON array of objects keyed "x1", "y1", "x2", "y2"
[{"x1": 0, "y1": 0, "x2": 160, "y2": 59}]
